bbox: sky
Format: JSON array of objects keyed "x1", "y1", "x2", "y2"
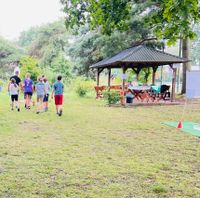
[{"x1": 0, "y1": 0, "x2": 64, "y2": 40}]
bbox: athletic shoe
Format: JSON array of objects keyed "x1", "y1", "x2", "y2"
[
  {"x1": 59, "y1": 110, "x2": 63, "y2": 117},
  {"x1": 17, "y1": 108, "x2": 20, "y2": 112},
  {"x1": 36, "y1": 111, "x2": 40, "y2": 114}
]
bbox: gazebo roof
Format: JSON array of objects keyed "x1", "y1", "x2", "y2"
[{"x1": 90, "y1": 45, "x2": 188, "y2": 69}]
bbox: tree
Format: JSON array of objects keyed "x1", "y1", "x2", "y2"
[
  {"x1": 20, "y1": 56, "x2": 41, "y2": 82},
  {"x1": 60, "y1": 0, "x2": 131, "y2": 35},
  {"x1": 61, "y1": 0, "x2": 200, "y2": 93},
  {"x1": 0, "y1": 37, "x2": 23, "y2": 78},
  {"x1": 18, "y1": 20, "x2": 73, "y2": 81},
  {"x1": 65, "y1": 14, "x2": 154, "y2": 77}
]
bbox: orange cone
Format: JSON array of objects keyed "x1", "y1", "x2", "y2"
[{"x1": 177, "y1": 121, "x2": 182, "y2": 129}]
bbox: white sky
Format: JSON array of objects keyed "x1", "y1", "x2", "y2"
[{"x1": 0, "y1": 0, "x2": 64, "y2": 40}]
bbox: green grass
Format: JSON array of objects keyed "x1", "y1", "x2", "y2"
[{"x1": 0, "y1": 91, "x2": 200, "y2": 197}]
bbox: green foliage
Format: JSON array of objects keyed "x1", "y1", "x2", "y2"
[
  {"x1": 61, "y1": 0, "x2": 200, "y2": 45},
  {"x1": 18, "y1": 20, "x2": 73, "y2": 81},
  {"x1": 139, "y1": 68, "x2": 152, "y2": 84},
  {"x1": 74, "y1": 78, "x2": 95, "y2": 97},
  {"x1": 146, "y1": 0, "x2": 199, "y2": 45},
  {"x1": 151, "y1": 184, "x2": 167, "y2": 194},
  {"x1": 67, "y1": 18, "x2": 152, "y2": 77},
  {"x1": 0, "y1": 79, "x2": 4, "y2": 87},
  {"x1": 60, "y1": 0, "x2": 131, "y2": 35},
  {"x1": 51, "y1": 52, "x2": 72, "y2": 81},
  {"x1": 0, "y1": 36, "x2": 23, "y2": 75},
  {"x1": 103, "y1": 90, "x2": 121, "y2": 105},
  {"x1": 76, "y1": 86, "x2": 87, "y2": 97},
  {"x1": 20, "y1": 56, "x2": 41, "y2": 82}
]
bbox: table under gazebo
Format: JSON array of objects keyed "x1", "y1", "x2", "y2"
[{"x1": 90, "y1": 44, "x2": 188, "y2": 104}]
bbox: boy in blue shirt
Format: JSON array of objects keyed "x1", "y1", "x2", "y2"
[{"x1": 52, "y1": 75, "x2": 64, "y2": 116}]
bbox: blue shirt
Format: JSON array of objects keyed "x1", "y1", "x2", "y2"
[
  {"x1": 36, "y1": 82, "x2": 45, "y2": 96},
  {"x1": 53, "y1": 81, "x2": 64, "y2": 95}
]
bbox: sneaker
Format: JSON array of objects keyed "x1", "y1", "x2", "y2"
[
  {"x1": 59, "y1": 110, "x2": 63, "y2": 117},
  {"x1": 36, "y1": 111, "x2": 40, "y2": 114},
  {"x1": 11, "y1": 108, "x2": 14, "y2": 111},
  {"x1": 17, "y1": 108, "x2": 20, "y2": 112}
]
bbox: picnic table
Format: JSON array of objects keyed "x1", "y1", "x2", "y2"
[{"x1": 128, "y1": 85, "x2": 155, "y2": 102}]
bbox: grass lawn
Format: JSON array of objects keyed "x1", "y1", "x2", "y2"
[{"x1": 0, "y1": 91, "x2": 200, "y2": 198}]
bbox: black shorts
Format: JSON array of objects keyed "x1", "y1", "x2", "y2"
[
  {"x1": 11, "y1": 95, "x2": 18, "y2": 102},
  {"x1": 43, "y1": 94, "x2": 49, "y2": 102},
  {"x1": 25, "y1": 92, "x2": 32, "y2": 97}
]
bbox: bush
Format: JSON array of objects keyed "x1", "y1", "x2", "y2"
[
  {"x1": 103, "y1": 90, "x2": 121, "y2": 105},
  {"x1": 20, "y1": 56, "x2": 42, "y2": 82},
  {"x1": 75, "y1": 78, "x2": 95, "y2": 97},
  {"x1": 76, "y1": 86, "x2": 87, "y2": 97}
]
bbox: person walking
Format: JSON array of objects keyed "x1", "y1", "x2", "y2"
[
  {"x1": 43, "y1": 77, "x2": 51, "y2": 112},
  {"x1": 35, "y1": 76, "x2": 45, "y2": 114},
  {"x1": 52, "y1": 75, "x2": 64, "y2": 116},
  {"x1": 23, "y1": 73, "x2": 34, "y2": 110},
  {"x1": 8, "y1": 78, "x2": 20, "y2": 111},
  {"x1": 9, "y1": 70, "x2": 21, "y2": 86}
]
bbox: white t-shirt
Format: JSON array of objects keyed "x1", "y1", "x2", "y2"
[
  {"x1": 44, "y1": 82, "x2": 51, "y2": 94},
  {"x1": 9, "y1": 83, "x2": 19, "y2": 95}
]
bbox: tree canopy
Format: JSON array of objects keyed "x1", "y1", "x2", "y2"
[{"x1": 61, "y1": 0, "x2": 200, "y2": 44}]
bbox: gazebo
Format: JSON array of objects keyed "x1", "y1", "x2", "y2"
[{"x1": 90, "y1": 44, "x2": 188, "y2": 102}]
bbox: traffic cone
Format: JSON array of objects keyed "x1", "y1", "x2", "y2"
[{"x1": 177, "y1": 121, "x2": 182, "y2": 129}]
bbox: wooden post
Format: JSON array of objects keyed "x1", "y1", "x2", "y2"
[
  {"x1": 121, "y1": 66, "x2": 126, "y2": 105},
  {"x1": 122, "y1": 66, "x2": 126, "y2": 91},
  {"x1": 108, "y1": 67, "x2": 111, "y2": 88},
  {"x1": 171, "y1": 66, "x2": 177, "y2": 102},
  {"x1": 97, "y1": 68, "x2": 100, "y2": 87},
  {"x1": 152, "y1": 66, "x2": 158, "y2": 85},
  {"x1": 96, "y1": 68, "x2": 104, "y2": 99}
]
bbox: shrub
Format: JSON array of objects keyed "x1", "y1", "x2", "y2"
[
  {"x1": 75, "y1": 78, "x2": 95, "y2": 97},
  {"x1": 103, "y1": 90, "x2": 121, "y2": 105},
  {"x1": 20, "y1": 56, "x2": 41, "y2": 82},
  {"x1": 76, "y1": 86, "x2": 87, "y2": 97}
]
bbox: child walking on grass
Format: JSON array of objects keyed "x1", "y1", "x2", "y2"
[
  {"x1": 52, "y1": 75, "x2": 64, "y2": 116},
  {"x1": 43, "y1": 77, "x2": 51, "y2": 112},
  {"x1": 23, "y1": 73, "x2": 34, "y2": 110},
  {"x1": 8, "y1": 78, "x2": 20, "y2": 111},
  {"x1": 35, "y1": 76, "x2": 45, "y2": 114}
]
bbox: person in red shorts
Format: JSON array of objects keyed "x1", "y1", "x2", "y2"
[{"x1": 52, "y1": 75, "x2": 64, "y2": 116}]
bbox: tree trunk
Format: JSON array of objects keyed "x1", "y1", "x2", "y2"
[{"x1": 181, "y1": 38, "x2": 191, "y2": 94}]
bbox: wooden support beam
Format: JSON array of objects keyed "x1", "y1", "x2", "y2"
[
  {"x1": 97, "y1": 68, "x2": 100, "y2": 87},
  {"x1": 121, "y1": 66, "x2": 127, "y2": 105},
  {"x1": 122, "y1": 67, "x2": 126, "y2": 91},
  {"x1": 96, "y1": 68, "x2": 104, "y2": 86},
  {"x1": 152, "y1": 66, "x2": 158, "y2": 85},
  {"x1": 108, "y1": 68, "x2": 111, "y2": 88},
  {"x1": 96, "y1": 68, "x2": 104, "y2": 99}
]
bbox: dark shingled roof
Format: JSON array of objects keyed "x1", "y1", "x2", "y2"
[{"x1": 90, "y1": 45, "x2": 188, "y2": 69}]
